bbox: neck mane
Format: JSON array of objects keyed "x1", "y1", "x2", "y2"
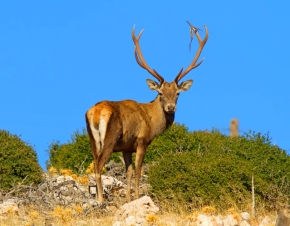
[{"x1": 142, "y1": 95, "x2": 175, "y2": 138}]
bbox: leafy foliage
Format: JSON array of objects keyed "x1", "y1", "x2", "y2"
[
  {"x1": 144, "y1": 123, "x2": 192, "y2": 163},
  {"x1": 0, "y1": 130, "x2": 43, "y2": 190},
  {"x1": 46, "y1": 129, "x2": 121, "y2": 173},
  {"x1": 46, "y1": 124, "x2": 290, "y2": 212},
  {"x1": 147, "y1": 124, "x2": 290, "y2": 212},
  {"x1": 47, "y1": 129, "x2": 92, "y2": 173}
]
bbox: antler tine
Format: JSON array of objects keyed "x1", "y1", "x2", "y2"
[
  {"x1": 174, "y1": 23, "x2": 208, "y2": 83},
  {"x1": 132, "y1": 26, "x2": 164, "y2": 84}
]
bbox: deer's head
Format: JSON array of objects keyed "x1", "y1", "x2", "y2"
[{"x1": 132, "y1": 21, "x2": 208, "y2": 114}]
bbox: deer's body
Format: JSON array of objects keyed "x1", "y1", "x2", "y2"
[
  {"x1": 86, "y1": 96, "x2": 174, "y2": 154},
  {"x1": 86, "y1": 21, "x2": 208, "y2": 202},
  {"x1": 86, "y1": 82, "x2": 178, "y2": 202}
]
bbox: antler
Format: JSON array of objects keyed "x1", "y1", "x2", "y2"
[
  {"x1": 174, "y1": 22, "x2": 209, "y2": 83},
  {"x1": 132, "y1": 26, "x2": 164, "y2": 84}
]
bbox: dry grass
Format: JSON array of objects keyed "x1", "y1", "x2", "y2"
[
  {"x1": 0, "y1": 210, "x2": 190, "y2": 226},
  {"x1": 0, "y1": 202, "x2": 116, "y2": 226},
  {"x1": 0, "y1": 166, "x2": 278, "y2": 225},
  {"x1": 0, "y1": 204, "x2": 278, "y2": 226}
]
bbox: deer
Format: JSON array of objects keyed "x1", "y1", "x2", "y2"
[{"x1": 85, "y1": 21, "x2": 208, "y2": 203}]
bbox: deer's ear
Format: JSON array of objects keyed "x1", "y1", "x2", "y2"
[
  {"x1": 178, "y1": 79, "x2": 193, "y2": 92},
  {"x1": 146, "y1": 79, "x2": 160, "y2": 91}
]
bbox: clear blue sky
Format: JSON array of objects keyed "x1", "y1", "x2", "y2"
[{"x1": 1, "y1": 1, "x2": 289, "y2": 169}]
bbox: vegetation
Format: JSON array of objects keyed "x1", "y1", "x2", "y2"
[
  {"x1": 46, "y1": 129, "x2": 92, "y2": 174},
  {"x1": 147, "y1": 124, "x2": 290, "y2": 212},
  {"x1": 46, "y1": 129, "x2": 121, "y2": 173},
  {"x1": 0, "y1": 130, "x2": 43, "y2": 190},
  {"x1": 46, "y1": 124, "x2": 290, "y2": 213},
  {"x1": 1, "y1": 124, "x2": 288, "y2": 224}
]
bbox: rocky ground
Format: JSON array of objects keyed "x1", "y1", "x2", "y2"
[{"x1": 0, "y1": 161, "x2": 287, "y2": 225}]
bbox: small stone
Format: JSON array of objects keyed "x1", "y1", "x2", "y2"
[
  {"x1": 113, "y1": 221, "x2": 123, "y2": 226},
  {"x1": 240, "y1": 212, "x2": 250, "y2": 221},
  {"x1": 0, "y1": 201, "x2": 18, "y2": 215},
  {"x1": 56, "y1": 175, "x2": 73, "y2": 183},
  {"x1": 260, "y1": 216, "x2": 271, "y2": 226},
  {"x1": 240, "y1": 220, "x2": 251, "y2": 226},
  {"x1": 125, "y1": 215, "x2": 136, "y2": 225},
  {"x1": 197, "y1": 214, "x2": 213, "y2": 226},
  {"x1": 136, "y1": 216, "x2": 146, "y2": 224},
  {"x1": 223, "y1": 214, "x2": 238, "y2": 226},
  {"x1": 102, "y1": 175, "x2": 115, "y2": 186},
  {"x1": 115, "y1": 195, "x2": 159, "y2": 221},
  {"x1": 89, "y1": 199, "x2": 100, "y2": 207},
  {"x1": 64, "y1": 196, "x2": 73, "y2": 203},
  {"x1": 6, "y1": 198, "x2": 17, "y2": 203},
  {"x1": 214, "y1": 216, "x2": 224, "y2": 226}
]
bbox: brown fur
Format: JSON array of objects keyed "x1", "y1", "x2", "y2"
[
  {"x1": 86, "y1": 22, "x2": 208, "y2": 202},
  {"x1": 86, "y1": 84, "x2": 177, "y2": 202}
]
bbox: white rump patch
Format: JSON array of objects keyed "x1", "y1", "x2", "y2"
[
  {"x1": 99, "y1": 117, "x2": 107, "y2": 148},
  {"x1": 89, "y1": 116, "x2": 101, "y2": 152}
]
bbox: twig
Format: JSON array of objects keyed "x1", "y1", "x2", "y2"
[{"x1": 252, "y1": 174, "x2": 255, "y2": 217}]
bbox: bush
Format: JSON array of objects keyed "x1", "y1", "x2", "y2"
[
  {"x1": 46, "y1": 124, "x2": 190, "y2": 173},
  {"x1": 46, "y1": 124, "x2": 290, "y2": 212},
  {"x1": 0, "y1": 130, "x2": 43, "y2": 190},
  {"x1": 147, "y1": 125, "x2": 290, "y2": 212},
  {"x1": 144, "y1": 123, "x2": 192, "y2": 163},
  {"x1": 47, "y1": 129, "x2": 122, "y2": 174},
  {"x1": 46, "y1": 129, "x2": 92, "y2": 173}
]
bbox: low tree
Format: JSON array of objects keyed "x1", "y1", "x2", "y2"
[{"x1": 0, "y1": 130, "x2": 43, "y2": 190}]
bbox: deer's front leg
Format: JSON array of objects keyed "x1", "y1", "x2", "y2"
[
  {"x1": 123, "y1": 151, "x2": 133, "y2": 201},
  {"x1": 134, "y1": 144, "x2": 147, "y2": 199}
]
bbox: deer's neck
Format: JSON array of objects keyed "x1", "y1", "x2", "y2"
[{"x1": 145, "y1": 95, "x2": 175, "y2": 137}]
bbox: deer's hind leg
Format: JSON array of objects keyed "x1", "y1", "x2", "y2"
[
  {"x1": 86, "y1": 114, "x2": 104, "y2": 202},
  {"x1": 86, "y1": 106, "x2": 116, "y2": 202},
  {"x1": 94, "y1": 119, "x2": 122, "y2": 202}
]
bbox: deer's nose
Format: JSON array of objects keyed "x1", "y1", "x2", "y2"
[{"x1": 167, "y1": 105, "x2": 176, "y2": 112}]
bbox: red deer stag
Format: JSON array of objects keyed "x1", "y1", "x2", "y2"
[{"x1": 86, "y1": 22, "x2": 208, "y2": 202}]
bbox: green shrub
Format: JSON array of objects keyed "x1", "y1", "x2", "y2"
[
  {"x1": 0, "y1": 130, "x2": 43, "y2": 190},
  {"x1": 46, "y1": 124, "x2": 290, "y2": 213},
  {"x1": 47, "y1": 124, "x2": 189, "y2": 173},
  {"x1": 47, "y1": 129, "x2": 92, "y2": 173},
  {"x1": 147, "y1": 126, "x2": 290, "y2": 212},
  {"x1": 46, "y1": 129, "x2": 122, "y2": 173},
  {"x1": 144, "y1": 123, "x2": 192, "y2": 163}
]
